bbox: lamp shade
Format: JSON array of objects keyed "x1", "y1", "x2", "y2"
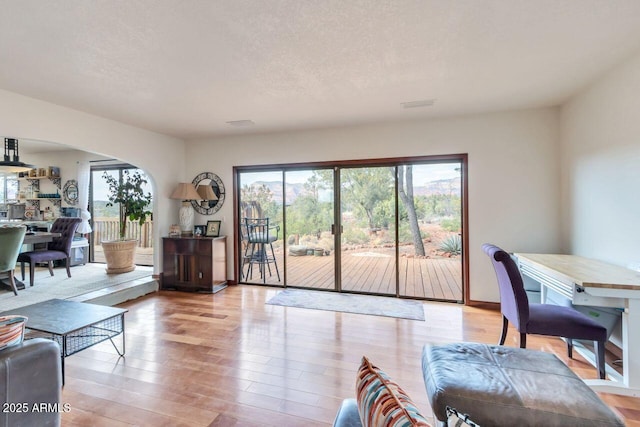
[
  {"x1": 196, "y1": 184, "x2": 218, "y2": 201},
  {"x1": 170, "y1": 183, "x2": 201, "y2": 201}
]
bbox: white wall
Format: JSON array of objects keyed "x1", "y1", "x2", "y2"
[
  {"x1": 187, "y1": 108, "x2": 561, "y2": 302},
  {"x1": 0, "y1": 89, "x2": 186, "y2": 272},
  {"x1": 560, "y1": 50, "x2": 640, "y2": 267}
]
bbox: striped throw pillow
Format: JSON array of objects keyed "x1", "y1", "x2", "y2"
[
  {"x1": 356, "y1": 356, "x2": 431, "y2": 427},
  {"x1": 0, "y1": 315, "x2": 28, "y2": 350}
]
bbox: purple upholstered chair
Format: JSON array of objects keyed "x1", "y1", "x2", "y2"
[
  {"x1": 17, "y1": 217, "x2": 82, "y2": 287},
  {"x1": 482, "y1": 243, "x2": 607, "y2": 379}
]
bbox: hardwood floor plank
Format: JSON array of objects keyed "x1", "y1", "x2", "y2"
[{"x1": 59, "y1": 287, "x2": 640, "y2": 426}]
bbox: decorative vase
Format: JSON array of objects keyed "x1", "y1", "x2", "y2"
[{"x1": 102, "y1": 239, "x2": 137, "y2": 274}]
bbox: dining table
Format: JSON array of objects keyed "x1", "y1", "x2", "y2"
[{"x1": 0, "y1": 231, "x2": 62, "y2": 291}]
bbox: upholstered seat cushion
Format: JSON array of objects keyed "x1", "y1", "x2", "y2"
[
  {"x1": 527, "y1": 303, "x2": 607, "y2": 341},
  {"x1": 17, "y1": 249, "x2": 68, "y2": 264},
  {"x1": 422, "y1": 342, "x2": 624, "y2": 426},
  {"x1": 248, "y1": 232, "x2": 277, "y2": 243}
]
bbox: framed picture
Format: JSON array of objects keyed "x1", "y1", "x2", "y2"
[
  {"x1": 205, "y1": 220, "x2": 221, "y2": 237},
  {"x1": 193, "y1": 224, "x2": 206, "y2": 237}
]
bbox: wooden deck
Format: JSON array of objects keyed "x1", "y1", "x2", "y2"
[{"x1": 242, "y1": 249, "x2": 463, "y2": 301}]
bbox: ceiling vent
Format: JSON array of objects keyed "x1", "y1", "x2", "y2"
[
  {"x1": 400, "y1": 99, "x2": 436, "y2": 109},
  {"x1": 226, "y1": 120, "x2": 255, "y2": 127}
]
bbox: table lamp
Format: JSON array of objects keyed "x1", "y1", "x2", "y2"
[
  {"x1": 170, "y1": 183, "x2": 201, "y2": 236},
  {"x1": 196, "y1": 184, "x2": 218, "y2": 209}
]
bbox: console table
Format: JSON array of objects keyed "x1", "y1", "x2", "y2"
[
  {"x1": 162, "y1": 235, "x2": 227, "y2": 293},
  {"x1": 516, "y1": 253, "x2": 640, "y2": 396}
]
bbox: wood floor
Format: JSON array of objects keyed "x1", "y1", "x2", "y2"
[
  {"x1": 61, "y1": 286, "x2": 640, "y2": 426},
  {"x1": 243, "y1": 250, "x2": 463, "y2": 301}
]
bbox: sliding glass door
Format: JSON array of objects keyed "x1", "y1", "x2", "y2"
[
  {"x1": 238, "y1": 170, "x2": 284, "y2": 285},
  {"x1": 397, "y1": 163, "x2": 462, "y2": 301},
  {"x1": 236, "y1": 156, "x2": 465, "y2": 302},
  {"x1": 339, "y1": 166, "x2": 396, "y2": 295},
  {"x1": 284, "y1": 169, "x2": 335, "y2": 290}
]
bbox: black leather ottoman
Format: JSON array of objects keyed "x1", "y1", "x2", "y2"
[
  {"x1": 422, "y1": 342, "x2": 624, "y2": 426},
  {"x1": 0, "y1": 338, "x2": 62, "y2": 427}
]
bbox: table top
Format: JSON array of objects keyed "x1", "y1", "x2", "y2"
[
  {"x1": 0, "y1": 299, "x2": 127, "y2": 335},
  {"x1": 516, "y1": 253, "x2": 640, "y2": 291},
  {"x1": 23, "y1": 231, "x2": 61, "y2": 245}
]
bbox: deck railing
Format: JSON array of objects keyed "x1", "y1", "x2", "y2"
[{"x1": 92, "y1": 218, "x2": 153, "y2": 248}]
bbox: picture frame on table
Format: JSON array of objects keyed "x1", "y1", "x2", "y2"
[
  {"x1": 193, "y1": 224, "x2": 206, "y2": 237},
  {"x1": 205, "y1": 220, "x2": 221, "y2": 237}
]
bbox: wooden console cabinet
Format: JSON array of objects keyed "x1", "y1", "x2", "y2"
[{"x1": 162, "y1": 236, "x2": 227, "y2": 293}]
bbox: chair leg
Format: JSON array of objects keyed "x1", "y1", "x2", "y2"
[
  {"x1": 499, "y1": 315, "x2": 509, "y2": 345},
  {"x1": 269, "y1": 243, "x2": 280, "y2": 281},
  {"x1": 48, "y1": 260, "x2": 54, "y2": 276},
  {"x1": 8, "y1": 270, "x2": 18, "y2": 296},
  {"x1": 567, "y1": 338, "x2": 573, "y2": 359},
  {"x1": 29, "y1": 263, "x2": 35, "y2": 287},
  {"x1": 66, "y1": 257, "x2": 72, "y2": 278},
  {"x1": 247, "y1": 243, "x2": 256, "y2": 280},
  {"x1": 519, "y1": 333, "x2": 527, "y2": 349},
  {"x1": 20, "y1": 262, "x2": 25, "y2": 280},
  {"x1": 595, "y1": 340, "x2": 606, "y2": 380}
]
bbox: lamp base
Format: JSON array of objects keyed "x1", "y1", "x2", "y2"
[{"x1": 178, "y1": 201, "x2": 195, "y2": 236}]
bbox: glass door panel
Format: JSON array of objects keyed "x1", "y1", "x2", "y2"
[
  {"x1": 398, "y1": 163, "x2": 462, "y2": 301},
  {"x1": 284, "y1": 169, "x2": 335, "y2": 290},
  {"x1": 339, "y1": 166, "x2": 396, "y2": 295},
  {"x1": 238, "y1": 170, "x2": 284, "y2": 285}
]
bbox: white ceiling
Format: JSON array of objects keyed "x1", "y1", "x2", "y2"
[{"x1": 1, "y1": 0, "x2": 640, "y2": 141}]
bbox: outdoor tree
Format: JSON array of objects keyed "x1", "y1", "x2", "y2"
[
  {"x1": 340, "y1": 168, "x2": 394, "y2": 230},
  {"x1": 398, "y1": 165, "x2": 425, "y2": 256},
  {"x1": 103, "y1": 170, "x2": 152, "y2": 240},
  {"x1": 241, "y1": 183, "x2": 279, "y2": 223}
]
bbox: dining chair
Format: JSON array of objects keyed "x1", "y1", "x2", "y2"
[
  {"x1": 242, "y1": 217, "x2": 280, "y2": 283},
  {"x1": 17, "y1": 217, "x2": 81, "y2": 287},
  {"x1": 0, "y1": 225, "x2": 27, "y2": 295},
  {"x1": 482, "y1": 243, "x2": 608, "y2": 379}
]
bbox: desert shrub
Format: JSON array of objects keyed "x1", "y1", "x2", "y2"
[
  {"x1": 342, "y1": 228, "x2": 368, "y2": 245},
  {"x1": 439, "y1": 234, "x2": 461, "y2": 255}
]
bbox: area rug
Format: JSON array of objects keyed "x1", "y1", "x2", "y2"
[
  {"x1": 0, "y1": 264, "x2": 154, "y2": 312},
  {"x1": 266, "y1": 289, "x2": 425, "y2": 321}
]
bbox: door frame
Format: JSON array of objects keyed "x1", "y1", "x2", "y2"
[{"x1": 233, "y1": 153, "x2": 469, "y2": 303}]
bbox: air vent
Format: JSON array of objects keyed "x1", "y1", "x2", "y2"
[
  {"x1": 400, "y1": 99, "x2": 436, "y2": 109},
  {"x1": 226, "y1": 120, "x2": 255, "y2": 127}
]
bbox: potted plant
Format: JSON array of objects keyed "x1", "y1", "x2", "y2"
[{"x1": 101, "y1": 170, "x2": 152, "y2": 273}]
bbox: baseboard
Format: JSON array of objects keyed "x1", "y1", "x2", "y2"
[{"x1": 466, "y1": 300, "x2": 500, "y2": 310}]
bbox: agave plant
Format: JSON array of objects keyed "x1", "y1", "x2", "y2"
[{"x1": 439, "y1": 234, "x2": 462, "y2": 256}]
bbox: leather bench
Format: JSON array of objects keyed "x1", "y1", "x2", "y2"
[{"x1": 422, "y1": 342, "x2": 624, "y2": 426}]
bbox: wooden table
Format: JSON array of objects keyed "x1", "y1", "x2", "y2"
[
  {"x1": 516, "y1": 253, "x2": 640, "y2": 396},
  {"x1": 23, "y1": 231, "x2": 60, "y2": 245}
]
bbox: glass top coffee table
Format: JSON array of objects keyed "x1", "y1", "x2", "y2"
[{"x1": 0, "y1": 299, "x2": 127, "y2": 384}]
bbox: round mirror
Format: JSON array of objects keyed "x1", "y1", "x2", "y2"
[
  {"x1": 191, "y1": 172, "x2": 225, "y2": 215},
  {"x1": 63, "y1": 179, "x2": 79, "y2": 205}
]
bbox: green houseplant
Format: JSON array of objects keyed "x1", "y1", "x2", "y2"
[{"x1": 101, "y1": 170, "x2": 152, "y2": 273}]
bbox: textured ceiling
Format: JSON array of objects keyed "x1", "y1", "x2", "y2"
[{"x1": 1, "y1": 0, "x2": 640, "y2": 140}]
